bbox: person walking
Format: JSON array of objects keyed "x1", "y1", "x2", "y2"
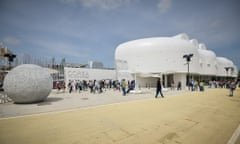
[
  {"x1": 229, "y1": 81, "x2": 236, "y2": 96},
  {"x1": 55, "y1": 81, "x2": 60, "y2": 93},
  {"x1": 127, "y1": 80, "x2": 135, "y2": 93},
  {"x1": 121, "y1": 79, "x2": 127, "y2": 96},
  {"x1": 177, "y1": 81, "x2": 181, "y2": 90},
  {"x1": 68, "y1": 80, "x2": 73, "y2": 93},
  {"x1": 155, "y1": 78, "x2": 164, "y2": 98}
]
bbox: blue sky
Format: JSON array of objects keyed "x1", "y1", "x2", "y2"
[{"x1": 0, "y1": 0, "x2": 240, "y2": 68}]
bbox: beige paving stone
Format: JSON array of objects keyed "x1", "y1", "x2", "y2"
[{"x1": 0, "y1": 88, "x2": 239, "y2": 144}]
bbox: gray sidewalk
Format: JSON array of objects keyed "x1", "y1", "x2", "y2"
[{"x1": 0, "y1": 88, "x2": 189, "y2": 118}]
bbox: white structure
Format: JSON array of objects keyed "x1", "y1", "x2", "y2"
[
  {"x1": 3, "y1": 64, "x2": 52, "y2": 103},
  {"x1": 64, "y1": 67, "x2": 116, "y2": 83},
  {"x1": 115, "y1": 33, "x2": 238, "y2": 88},
  {"x1": 88, "y1": 61, "x2": 104, "y2": 69}
]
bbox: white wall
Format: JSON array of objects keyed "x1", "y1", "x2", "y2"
[
  {"x1": 115, "y1": 37, "x2": 200, "y2": 74},
  {"x1": 174, "y1": 73, "x2": 187, "y2": 88},
  {"x1": 216, "y1": 57, "x2": 236, "y2": 77},
  {"x1": 115, "y1": 35, "x2": 238, "y2": 79},
  {"x1": 64, "y1": 67, "x2": 116, "y2": 83},
  {"x1": 136, "y1": 76, "x2": 157, "y2": 88},
  {"x1": 198, "y1": 49, "x2": 217, "y2": 75}
]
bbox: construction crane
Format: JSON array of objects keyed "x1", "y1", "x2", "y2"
[
  {"x1": 0, "y1": 47, "x2": 16, "y2": 67},
  {"x1": 0, "y1": 47, "x2": 17, "y2": 87}
]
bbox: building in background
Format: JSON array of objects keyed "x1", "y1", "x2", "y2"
[
  {"x1": 64, "y1": 67, "x2": 116, "y2": 84},
  {"x1": 0, "y1": 45, "x2": 115, "y2": 88},
  {"x1": 88, "y1": 61, "x2": 104, "y2": 69},
  {"x1": 115, "y1": 33, "x2": 238, "y2": 89},
  {"x1": 1, "y1": 33, "x2": 239, "y2": 90}
]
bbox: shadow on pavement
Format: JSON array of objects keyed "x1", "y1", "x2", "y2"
[{"x1": 37, "y1": 97, "x2": 63, "y2": 106}]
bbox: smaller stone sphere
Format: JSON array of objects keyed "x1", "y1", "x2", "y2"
[{"x1": 3, "y1": 64, "x2": 53, "y2": 104}]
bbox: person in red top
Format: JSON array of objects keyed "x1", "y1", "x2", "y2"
[{"x1": 55, "y1": 82, "x2": 60, "y2": 93}]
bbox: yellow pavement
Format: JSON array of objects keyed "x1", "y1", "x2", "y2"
[{"x1": 0, "y1": 88, "x2": 240, "y2": 144}]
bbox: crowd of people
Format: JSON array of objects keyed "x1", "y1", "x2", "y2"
[
  {"x1": 55, "y1": 78, "x2": 239, "y2": 97},
  {"x1": 55, "y1": 79, "x2": 137, "y2": 96},
  {"x1": 56, "y1": 79, "x2": 117, "y2": 93},
  {"x1": 187, "y1": 79, "x2": 239, "y2": 96}
]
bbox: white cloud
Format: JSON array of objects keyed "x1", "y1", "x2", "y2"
[
  {"x1": 2, "y1": 36, "x2": 21, "y2": 46},
  {"x1": 62, "y1": 0, "x2": 133, "y2": 10},
  {"x1": 28, "y1": 37, "x2": 90, "y2": 59},
  {"x1": 158, "y1": 0, "x2": 172, "y2": 14}
]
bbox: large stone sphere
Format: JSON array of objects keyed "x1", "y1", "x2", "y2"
[{"x1": 3, "y1": 64, "x2": 53, "y2": 104}]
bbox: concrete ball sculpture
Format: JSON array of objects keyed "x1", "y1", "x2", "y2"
[{"x1": 3, "y1": 64, "x2": 53, "y2": 104}]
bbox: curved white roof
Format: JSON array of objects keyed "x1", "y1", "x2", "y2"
[
  {"x1": 115, "y1": 34, "x2": 238, "y2": 78},
  {"x1": 232, "y1": 65, "x2": 238, "y2": 77},
  {"x1": 216, "y1": 57, "x2": 234, "y2": 66},
  {"x1": 190, "y1": 39, "x2": 199, "y2": 47},
  {"x1": 172, "y1": 33, "x2": 189, "y2": 41},
  {"x1": 115, "y1": 37, "x2": 199, "y2": 74},
  {"x1": 199, "y1": 43, "x2": 207, "y2": 50},
  {"x1": 198, "y1": 49, "x2": 217, "y2": 75},
  {"x1": 216, "y1": 57, "x2": 235, "y2": 76}
]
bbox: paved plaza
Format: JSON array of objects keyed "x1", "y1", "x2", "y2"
[{"x1": 0, "y1": 88, "x2": 240, "y2": 144}]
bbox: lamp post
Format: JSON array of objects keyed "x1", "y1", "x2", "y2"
[
  {"x1": 183, "y1": 54, "x2": 194, "y2": 90},
  {"x1": 224, "y1": 66, "x2": 233, "y2": 85}
]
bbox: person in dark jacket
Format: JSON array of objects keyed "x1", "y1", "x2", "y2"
[
  {"x1": 155, "y1": 78, "x2": 164, "y2": 98},
  {"x1": 127, "y1": 80, "x2": 135, "y2": 93},
  {"x1": 229, "y1": 81, "x2": 236, "y2": 96}
]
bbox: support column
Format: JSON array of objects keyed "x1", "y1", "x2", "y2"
[{"x1": 165, "y1": 74, "x2": 168, "y2": 88}]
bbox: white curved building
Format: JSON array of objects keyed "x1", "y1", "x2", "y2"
[
  {"x1": 115, "y1": 33, "x2": 238, "y2": 88},
  {"x1": 198, "y1": 48, "x2": 217, "y2": 75}
]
